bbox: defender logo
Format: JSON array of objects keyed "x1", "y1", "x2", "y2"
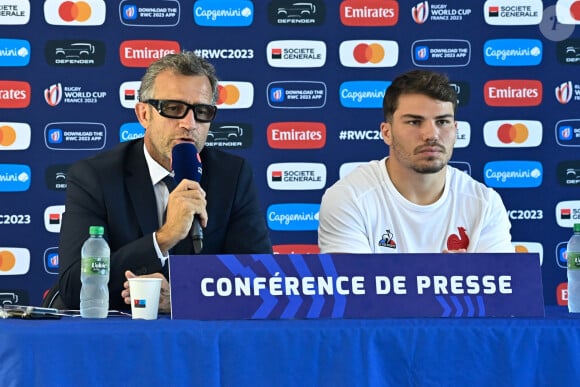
[
  {"x1": 449, "y1": 81, "x2": 470, "y2": 106},
  {"x1": 206, "y1": 123, "x2": 252, "y2": 149},
  {"x1": 45, "y1": 40, "x2": 105, "y2": 66},
  {"x1": 45, "y1": 164, "x2": 70, "y2": 191},
  {"x1": 557, "y1": 39, "x2": 580, "y2": 64},
  {"x1": 558, "y1": 161, "x2": 580, "y2": 186},
  {"x1": 268, "y1": 0, "x2": 325, "y2": 26}
]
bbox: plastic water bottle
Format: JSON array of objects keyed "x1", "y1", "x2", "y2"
[
  {"x1": 80, "y1": 226, "x2": 110, "y2": 318},
  {"x1": 567, "y1": 223, "x2": 580, "y2": 313}
]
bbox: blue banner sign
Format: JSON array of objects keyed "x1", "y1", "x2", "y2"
[{"x1": 169, "y1": 253, "x2": 544, "y2": 320}]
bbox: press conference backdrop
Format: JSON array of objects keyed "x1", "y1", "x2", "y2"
[{"x1": 0, "y1": 0, "x2": 579, "y2": 307}]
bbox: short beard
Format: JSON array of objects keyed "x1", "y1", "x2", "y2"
[{"x1": 412, "y1": 161, "x2": 446, "y2": 174}]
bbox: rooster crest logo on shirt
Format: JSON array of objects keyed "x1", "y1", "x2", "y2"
[
  {"x1": 446, "y1": 227, "x2": 470, "y2": 250},
  {"x1": 378, "y1": 229, "x2": 397, "y2": 249}
]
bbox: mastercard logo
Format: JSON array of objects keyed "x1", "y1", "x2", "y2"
[
  {"x1": 557, "y1": 0, "x2": 580, "y2": 24},
  {"x1": 59, "y1": 1, "x2": 92, "y2": 21},
  {"x1": 0, "y1": 122, "x2": 30, "y2": 150},
  {"x1": 483, "y1": 120, "x2": 542, "y2": 148},
  {"x1": 0, "y1": 248, "x2": 30, "y2": 275},
  {"x1": 44, "y1": 0, "x2": 106, "y2": 26},
  {"x1": 353, "y1": 43, "x2": 384, "y2": 64},
  {"x1": 0, "y1": 250, "x2": 16, "y2": 271},
  {"x1": 339, "y1": 40, "x2": 399, "y2": 68},
  {"x1": 514, "y1": 245, "x2": 528, "y2": 253},
  {"x1": 0, "y1": 125, "x2": 16, "y2": 146},
  {"x1": 497, "y1": 123, "x2": 528, "y2": 144},
  {"x1": 572, "y1": 1, "x2": 580, "y2": 19},
  {"x1": 217, "y1": 84, "x2": 240, "y2": 105},
  {"x1": 216, "y1": 81, "x2": 253, "y2": 109}
]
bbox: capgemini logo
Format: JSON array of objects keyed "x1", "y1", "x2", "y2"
[
  {"x1": 412, "y1": 1, "x2": 429, "y2": 24},
  {"x1": 17, "y1": 171, "x2": 29, "y2": 183},
  {"x1": 44, "y1": 83, "x2": 63, "y2": 106},
  {"x1": 555, "y1": 81, "x2": 573, "y2": 104}
]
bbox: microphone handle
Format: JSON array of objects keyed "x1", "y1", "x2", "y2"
[{"x1": 191, "y1": 216, "x2": 203, "y2": 254}]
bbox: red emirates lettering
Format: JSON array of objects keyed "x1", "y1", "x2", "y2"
[
  {"x1": 267, "y1": 122, "x2": 326, "y2": 149},
  {"x1": 0, "y1": 80, "x2": 31, "y2": 108},
  {"x1": 340, "y1": 0, "x2": 399, "y2": 26},
  {"x1": 120, "y1": 40, "x2": 181, "y2": 68},
  {"x1": 483, "y1": 79, "x2": 542, "y2": 107}
]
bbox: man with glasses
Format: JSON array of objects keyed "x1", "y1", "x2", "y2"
[{"x1": 53, "y1": 51, "x2": 272, "y2": 312}]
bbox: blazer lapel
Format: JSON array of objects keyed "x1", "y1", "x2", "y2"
[{"x1": 125, "y1": 141, "x2": 159, "y2": 235}]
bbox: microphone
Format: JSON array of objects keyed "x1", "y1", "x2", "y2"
[{"x1": 171, "y1": 143, "x2": 203, "y2": 254}]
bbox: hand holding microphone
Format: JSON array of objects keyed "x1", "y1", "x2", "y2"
[{"x1": 167, "y1": 143, "x2": 205, "y2": 254}]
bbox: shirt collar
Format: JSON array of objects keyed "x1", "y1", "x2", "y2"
[{"x1": 143, "y1": 144, "x2": 172, "y2": 186}]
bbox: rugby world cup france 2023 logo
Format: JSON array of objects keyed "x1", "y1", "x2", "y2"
[{"x1": 44, "y1": 83, "x2": 62, "y2": 107}]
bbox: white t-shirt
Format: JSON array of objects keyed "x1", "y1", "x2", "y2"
[{"x1": 318, "y1": 157, "x2": 513, "y2": 254}]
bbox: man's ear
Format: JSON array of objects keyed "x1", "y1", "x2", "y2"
[
  {"x1": 381, "y1": 121, "x2": 392, "y2": 146},
  {"x1": 134, "y1": 102, "x2": 150, "y2": 128}
]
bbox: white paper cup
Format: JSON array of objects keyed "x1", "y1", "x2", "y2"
[{"x1": 128, "y1": 278, "x2": 162, "y2": 320}]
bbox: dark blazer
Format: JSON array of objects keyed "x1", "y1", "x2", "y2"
[{"x1": 58, "y1": 138, "x2": 272, "y2": 310}]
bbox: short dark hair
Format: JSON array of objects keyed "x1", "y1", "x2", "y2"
[
  {"x1": 382, "y1": 70, "x2": 457, "y2": 122},
  {"x1": 138, "y1": 50, "x2": 219, "y2": 104}
]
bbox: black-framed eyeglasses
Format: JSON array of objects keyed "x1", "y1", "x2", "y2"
[{"x1": 146, "y1": 99, "x2": 217, "y2": 122}]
